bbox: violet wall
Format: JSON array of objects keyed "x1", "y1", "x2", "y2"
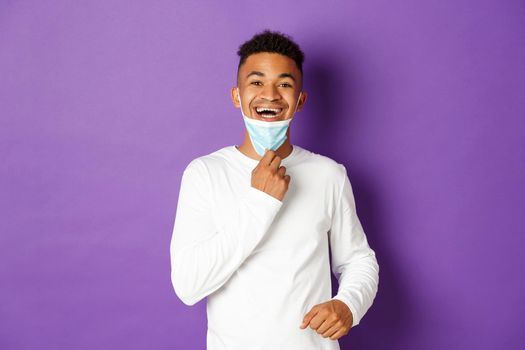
[{"x1": 1, "y1": 0, "x2": 524, "y2": 349}]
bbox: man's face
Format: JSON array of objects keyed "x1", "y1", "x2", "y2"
[{"x1": 231, "y1": 52, "x2": 306, "y2": 122}]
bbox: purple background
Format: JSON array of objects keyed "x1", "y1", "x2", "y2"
[{"x1": 1, "y1": 0, "x2": 524, "y2": 349}]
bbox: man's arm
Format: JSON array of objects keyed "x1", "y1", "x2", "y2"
[
  {"x1": 169, "y1": 158, "x2": 283, "y2": 306},
  {"x1": 329, "y1": 164, "x2": 379, "y2": 327}
]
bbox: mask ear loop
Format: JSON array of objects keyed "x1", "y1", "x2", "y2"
[
  {"x1": 293, "y1": 92, "x2": 302, "y2": 115},
  {"x1": 237, "y1": 87, "x2": 248, "y2": 118}
]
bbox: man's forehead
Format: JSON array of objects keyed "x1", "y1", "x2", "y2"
[{"x1": 240, "y1": 53, "x2": 301, "y2": 80}]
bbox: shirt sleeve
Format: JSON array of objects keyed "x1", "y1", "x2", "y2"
[
  {"x1": 169, "y1": 158, "x2": 283, "y2": 306},
  {"x1": 329, "y1": 164, "x2": 379, "y2": 327}
]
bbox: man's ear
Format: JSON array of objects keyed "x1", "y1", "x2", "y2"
[
  {"x1": 297, "y1": 91, "x2": 308, "y2": 112},
  {"x1": 231, "y1": 87, "x2": 240, "y2": 108}
]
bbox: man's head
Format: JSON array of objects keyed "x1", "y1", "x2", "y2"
[
  {"x1": 231, "y1": 30, "x2": 307, "y2": 122},
  {"x1": 236, "y1": 30, "x2": 305, "y2": 85}
]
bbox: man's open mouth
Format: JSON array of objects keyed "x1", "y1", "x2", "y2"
[{"x1": 254, "y1": 107, "x2": 285, "y2": 119}]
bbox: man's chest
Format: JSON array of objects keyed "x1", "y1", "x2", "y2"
[{"x1": 209, "y1": 165, "x2": 335, "y2": 253}]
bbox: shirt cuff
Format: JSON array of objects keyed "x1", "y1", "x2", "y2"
[
  {"x1": 239, "y1": 185, "x2": 283, "y2": 218},
  {"x1": 331, "y1": 294, "x2": 361, "y2": 328}
]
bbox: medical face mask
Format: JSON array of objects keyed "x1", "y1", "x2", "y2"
[{"x1": 237, "y1": 87, "x2": 302, "y2": 156}]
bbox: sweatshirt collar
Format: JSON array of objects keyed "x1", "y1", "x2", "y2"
[{"x1": 231, "y1": 144, "x2": 300, "y2": 167}]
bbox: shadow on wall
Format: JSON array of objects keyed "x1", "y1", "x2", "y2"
[{"x1": 304, "y1": 53, "x2": 415, "y2": 348}]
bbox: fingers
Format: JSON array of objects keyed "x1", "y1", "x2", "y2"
[
  {"x1": 261, "y1": 150, "x2": 290, "y2": 183},
  {"x1": 302, "y1": 313, "x2": 348, "y2": 340},
  {"x1": 329, "y1": 327, "x2": 348, "y2": 341},
  {"x1": 300, "y1": 308, "x2": 319, "y2": 329},
  {"x1": 261, "y1": 148, "x2": 277, "y2": 166},
  {"x1": 320, "y1": 320, "x2": 340, "y2": 338},
  {"x1": 317, "y1": 317, "x2": 337, "y2": 335},
  {"x1": 269, "y1": 152, "x2": 282, "y2": 170},
  {"x1": 299, "y1": 301, "x2": 352, "y2": 341}
]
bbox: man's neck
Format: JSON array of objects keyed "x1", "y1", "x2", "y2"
[{"x1": 237, "y1": 130, "x2": 293, "y2": 161}]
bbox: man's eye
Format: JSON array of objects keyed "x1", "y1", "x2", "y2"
[
  {"x1": 280, "y1": 83, "x2": 292, "y2": 88},
  {"x1": 251, "y1": 81, "x2": 262, "y2": 86}
]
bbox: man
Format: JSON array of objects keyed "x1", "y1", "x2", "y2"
[{"x1": 170, "y1": 30, "x2": 379, "y2": 350}]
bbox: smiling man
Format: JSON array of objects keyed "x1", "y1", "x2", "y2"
[{"x1": 170, "y1": 30, "x2": 379, "y2": 350}]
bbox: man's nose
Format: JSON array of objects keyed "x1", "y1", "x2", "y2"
[{"x1": 259, "y1": 84, "x2": 281, "y2": 101}]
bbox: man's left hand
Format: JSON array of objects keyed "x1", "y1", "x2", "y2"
[{"x1": 299, "y1": 299, "x2": 353, "y2": 340}]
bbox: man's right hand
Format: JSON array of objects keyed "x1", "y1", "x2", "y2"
[{"x1": 251, "y1": 149, "x2": 291, "y2": 202}]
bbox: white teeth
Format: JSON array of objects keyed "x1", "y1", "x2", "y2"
[{"x1": 256, "y1": 107, "x2": 282, "y2": 113}]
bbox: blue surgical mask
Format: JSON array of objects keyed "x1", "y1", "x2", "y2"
[{"x1": 237, "y1": 87, "x2": 302, "y2": 156}]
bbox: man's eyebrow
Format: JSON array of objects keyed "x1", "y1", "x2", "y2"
[
  {"x1": 246, "y1": 71, "x2": 296, "y2": 82},
  {"x1": 278, "y1": 72, "x2": 296, "y2": 82}
]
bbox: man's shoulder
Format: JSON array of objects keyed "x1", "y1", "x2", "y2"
[
  {"x1": 296, "y1": 146, "x2": 347, "y2": 177},
  {"x1": 182, "y1": 145, "x2": 235, "y2": 173}
]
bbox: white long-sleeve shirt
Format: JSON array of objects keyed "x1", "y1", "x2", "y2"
[{"x1": 170, "y1": 144, "x2": 379, "y2": 350}]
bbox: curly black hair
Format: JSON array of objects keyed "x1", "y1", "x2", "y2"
[{"x1": 237, "y1": 29, "x2": 305, "y2": 82}]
